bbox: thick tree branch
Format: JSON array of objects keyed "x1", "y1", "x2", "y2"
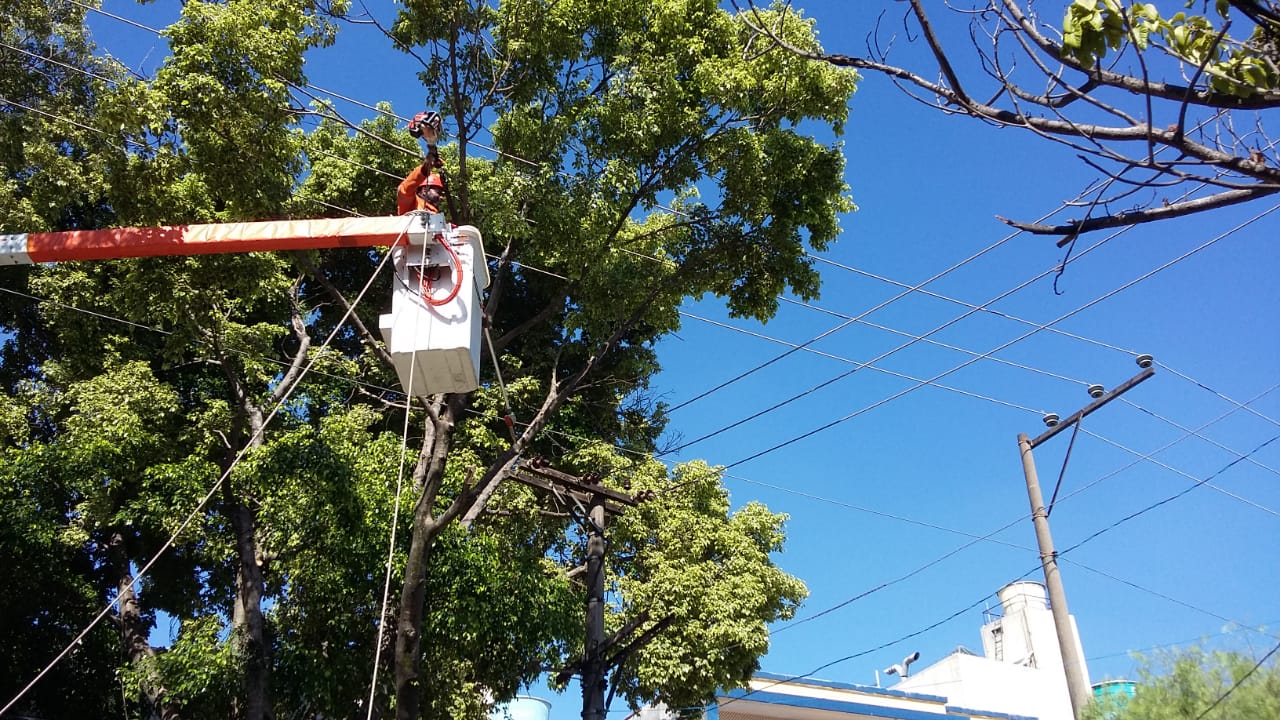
[
  {"x1": 492, "y1": 286, "x2": 570, "y2": 355},
  {"x1": 269, "y1": 277, "x2": 312, "y2": 406},
  {"x1": 293, "y1": 252, "x2": 395, "y2": 368},
  {"x1": 997, "y1": 186, "x2": 1277, "y2": 239}
]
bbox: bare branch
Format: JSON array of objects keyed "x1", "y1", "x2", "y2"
[
  {"x1": 268, "y1": 276, "x2": 313, "y2": 406},
  {"x1": 744, "y1": 0, "x2": 1280, "y2": 235},
  {"x1": 997, "y1": 186, "x2": 1278, "y2": 239}
]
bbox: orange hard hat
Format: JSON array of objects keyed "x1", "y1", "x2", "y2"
[{"x1": 419, "y1": 173, "x2": 445, "y2": 191}]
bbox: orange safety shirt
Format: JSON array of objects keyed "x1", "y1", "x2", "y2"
[{"x1": 397, "y1": 164, "x2": 441, "y2": 215}]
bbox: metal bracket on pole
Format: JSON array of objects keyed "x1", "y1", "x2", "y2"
[{"x1": 1030, "y1": 366, "x2": 1154, "y2": 449}]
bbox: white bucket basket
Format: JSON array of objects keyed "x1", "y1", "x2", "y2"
[{"x1": 379, "y1": 218, "x2": 489, "y2": 398}]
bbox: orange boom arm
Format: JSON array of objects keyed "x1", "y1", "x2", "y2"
[{"x1": 0, "y1": 216, "x2": 419, "y2": 265}]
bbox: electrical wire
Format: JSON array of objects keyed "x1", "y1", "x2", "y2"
[
  {"x1": 664, "y1": 227, "x2": 1028, "y2": 414},
  {"x1": 779, "y1": 296, "x2": 1095, "y2": 387},
  {"x1": 1192, "y1": 638, "x2": 1280, "y2": 720},
  {"x1": 670, "y1": 222, "x2": 1130, "y2": 457},
  {"x1": 1080, "y1": 428, "x2": 1280, "y2": 518},
  {"x1": 725, "y1": 473, "x2": 1035, "y2": 553},
  {"x1": 808, "y1": 255, "x2": 1280, "y2": 436},
  {"x1": 724, "y1": 203, "x2": 1280, "y2": 469},
  {"x1": 67, "y1": 0, "x2": 161, "y2": 34},
  {"x1": 1157, "y1": 361, "x2": 1280, "y2": 429},
  {"x1": 666, "y1": 309, "x2": 1046, "y2": 455},
  {"x1": 1120, "y1": 397, "x2": 1280, "y2": 479},
  {"x1": 0, "y1": 39, "x2": 124, "y2": 85},
  {"x1": 0, "y1": 94, "x2": 149, "y2": 153},
  {"x1": 1085, "y1": 622, "x2": 1280, "y2": 662},
  {"x1": 1062, "y1": 560, "x2": 1280, "y2": 644},
  {"x1": 1053, "y1": 383, "x2": 1280, "y2": 510},
  {"x1": 665, "y1": 113, "x2": 1246, "y2": 416},
  {"x1": 1059, "y1": 431, "x2": 1280, "y2": 557},
  {"x1": 667, "y1": 157, "x2": 1264, "y2": 459},
  {"x1": 676, "y1": 308, "x2": 1064, "y2": 409}
]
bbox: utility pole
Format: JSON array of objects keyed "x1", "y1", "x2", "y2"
[
  {"x1": 583, "y1": 498, "x2": 607, "y2": 720},
  {"x1": 1017, "y1": 358, "x2": 1154, "y2": 719},
  {"x1": 509, "y1": 459, "x2": 670, "y2": 720}
]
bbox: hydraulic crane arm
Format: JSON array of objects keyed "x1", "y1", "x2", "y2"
[{"x1": 0, "y1": 215, "x2": 419, "y2": 265}]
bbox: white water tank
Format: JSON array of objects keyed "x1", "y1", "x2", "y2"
[
  {"x1": 489, "y1": 696, "x2": 551, "y2": 720},
  {"x1": 998, "y1": 581, "x2": 1049, "y2": 613},
  {"x1": 379, "y1": 219, "x2": 489, "y2": 397}
]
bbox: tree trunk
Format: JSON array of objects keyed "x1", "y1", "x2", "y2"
[
  {"x1": 393, "y1": 402, "x2": 461, "y2": 720},
  {"x1": 221, "y1": 385, "x2": 272, "y2": 720},
  {"x1": 107, "y1": 531, "x2": 182, "y2": 720},
  {"x1": 393, "y1": 511, "x2": 446, "y2": 720},
  {"x1": 228, "y1": 498, "x2": 271, "y2": 720}
]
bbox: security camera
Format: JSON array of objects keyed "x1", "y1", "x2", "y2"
[
  {"x1": 1087, "y1": 384, "x2": 1105, "y2": 399},
  {"x1": 1136, "y1": 354, "x2": 1154, "y2": 368},
  {"x1": 1043, "y1": 413, "x2": 1060, "y2": 427}
]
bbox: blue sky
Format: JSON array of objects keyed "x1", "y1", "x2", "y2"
[{"x1": 83, "y1": 2, "x2": 1280, "y2": 718}]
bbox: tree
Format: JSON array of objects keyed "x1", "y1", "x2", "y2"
[
  {"x1": 306, "y1": 1, "x2": 856, "y2": 717},
  {"x1": 1, "y1": 1, "x2": 856, "y2": 719},
  {"x1": 1084, "y1": 646, "x2": 1280, "y2": 720},
  {"x1": 738, "y1": 0, "x2": 1280, "y2": 242}
]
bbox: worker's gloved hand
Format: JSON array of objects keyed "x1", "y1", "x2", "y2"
[{"x1": 408, "y1": 111, "x2": 442, "y2": 142}]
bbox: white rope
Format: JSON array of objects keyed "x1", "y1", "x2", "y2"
[
  {"x1": 367, "y1": 228, "x2": 422, "y2": 718},
  {"x1": 1, "y1": 217, "x2": 410, "y2": 715}
]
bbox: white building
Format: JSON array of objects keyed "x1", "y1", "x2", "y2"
[
  {"x1": 632, "y1": 581, "x2": 1086, "y2": 720},
  {"x1": 709, "y1": 674, "x2": 1036, "y2": 720},
  {"x1": 891, "y1": 582, "x2": 1088, "y2": 720}
]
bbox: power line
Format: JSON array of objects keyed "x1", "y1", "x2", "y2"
[
  {"x1": 779, "y1": 296, "x2": 1095, "y2": 387},
  {"x1": 724, "y1": 203, "x2": 1280, "y2": 469},
  {"x1": 798, "y1": 257, "x2": 1144, "y2": 360},
  {"x1": 67, "y1": 0, "x2": 161, "y2": 34},
  {"x1": 1120, "y1": 397, "x2": 1280, "y2": 480},
  {"x1": 664, "y1": 228, "x2": 1029, "y2": 414},
  {"x1": 1053, "y1": 383, "x2": 1280, "y2": 510},
  {"x1": 666, "y1": 112, "x2": 1244, "y2": 416},
  {"x1": 0, "y1": 38, "x2": 124, "y2": 85},
  {"x1": 666, "y1": 310, "x2": 1046, "y2": 455},
  {"x1": 725, "y1": 473, "x2": 1034, "y2": 553},
  {"x1": 1080, "y1": 427, "x2": 1280, "y2": 518},
  {"x1": 1059, "y1": 431, "x2": 1280, "y2": 557},
  {"x1": 1192, "y1": 638, "x2": 1280, "y2": 720},
  {"x1": 0, "y1": 94, "x2": 150, "y2": 153},
  {"x1": 1062, "y1": 559, "x2": 1280, "y2": 644},
  {"x1": 668, "y1": 215, "x2": 1140, "y2": 458},
  {"x1": 1158, "y1": 361, "x2": 1280, "y2": 430},
  {"x1": 1085, "y1": 622, "x2": 1280, "y2": 662}
]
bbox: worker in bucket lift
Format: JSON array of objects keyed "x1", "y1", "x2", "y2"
[{"x1": 397, "y1": 110, "x2": 447, "y2": 215}]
